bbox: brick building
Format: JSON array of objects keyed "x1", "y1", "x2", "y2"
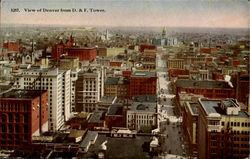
[
  {"x1": 51, "y1": 36, "x2": 74, "y2": 60},
  {"x1": 236, "y1": 73, "x2": 249, "y2": 107},
  {"x1": 129, "y1": 72, "x2": 157, "y2": 99},
  {"x1": 182, "y1": 102, "x2": 199, "y2": 156},
  {"x1": 197, "y1": 99, "x2": 249, "y2": 159},
  {"x1": 139, "y1": 44, "x2": 156, "y2": 53},
  {"x1": 169, "y1": 69, "x2": 188, "y2": 78},
  {"x1": 3, "y1": 41, "x2": 19, "y2": 52},
  {"x1": 105, "y1": 105, "x2": 126, "y2": 130},
  {"x1": 175, "y1": 79, "x2": 235, "y2": 100},
  {"x1": 0, "y1": 89, "x2": 48, "y2": 150},
  {"x1": 97, "y1": 47, "x2": 107, "y2": 57},
  {"x1": 66, "y1": 48, "x2": 96, "y2": 62}
]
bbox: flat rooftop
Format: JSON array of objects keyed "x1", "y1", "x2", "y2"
[
  {"x1": 105, "y1": 77, "x2": 119, "y2": 85},
  {"x1": 88, "y1": 111, "x2": 105, "y2": 123},
  {"x1": 80, "y1": 134, "x2": 151, "y2": 159},
  {"x1": 132, "y1": 95, "x2": 157, "y2": 103},
  {"x1": 99, "y1": 96, "x2": 116, "y2": 103},
  {"x1": 200, "y1": 99, "x2": 249, "y2": 118},
  {"x1": 131, "y1": 71, "x2": 156, "y2": 78},
  {"x1": 0, "y1": 89, "x2": 47, "y2": 99},
  {"x1": 130, "y1": 102, "x2": 156, "y2": 113},
  {"x1": 189, "y1": 103, "x2": 199, "y2": 115},
  {"x1": 106, "y1": 106, "x2": 123, "y2": 116},
  {"x1": 176, "y1": 79, "x2": 232, "y2": 89}
]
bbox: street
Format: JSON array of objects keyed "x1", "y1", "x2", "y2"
[{"x1": 156, "y1": 52, "x2": 188, "y2": 157}]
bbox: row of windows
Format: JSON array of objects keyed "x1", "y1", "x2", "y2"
[
  {"x1": 1, "y1": 124, "x2": 29, "y2": 133},
  {"x1": 0, "y1": 103, "x2": 30, "y2": 112},
  {"x1": 221, "y1": 121, "x2": 250, "y2": 127},
  {"x1": 212, "y1": 135, "x2": 249, "y2": 141},
  {"x1": 1, "y1": 114, "x2": 28, "y2": 123}
]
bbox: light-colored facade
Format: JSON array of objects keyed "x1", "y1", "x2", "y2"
[
  {"x1": 75, "y1": 68, "x2": 104, "y2": 112},
  {"x1": 126, "y1": 95, "x2": 157, "y2": 131},
  {"x1": 167, "y1": 59, "x2": 184, "y2": 69},
  {"x1": 107, "y1": 48, "x2": 125, "y2": 57},
  {"x1": 197, "y1": 99, "x2": 250, "y2": 159},
  {"x1": 13, "y1": 68, "x2": 71, "y2": 132}
]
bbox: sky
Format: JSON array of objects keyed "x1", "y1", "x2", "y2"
[{"x1": 1, "y1": 0, "x2": 249, "y2": 28}]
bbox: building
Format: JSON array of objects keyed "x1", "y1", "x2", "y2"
[
  {"x1": 107, "y1": 48, "x2": 125, "y2": 57},
  {"x1": 3, "y1": 41, "x2": 19, "y2": 52},
  {"x1": 59, "y1": 56, "x2": 79, "y2": 70},
  {"x1": 182, "y1": 102, "x2": 199, "y2": 156},
  {"x1": 75, "y1": 68, "x2": 104, "y2": 112},
  {"x1": 167, "y1": 59, "x2": 184, "y2": 69},
  {"x1": 139, "y1": 45, "x2": 156, "y2": 53},
  {"x1": 117, "y1": 77, "x2": 130, "y2": 99},
  {"x1": 51, "y1": 42, "x2": 64, "y2": 60},
  {"x1": 58, "y1": 56, "x2": 80, "y2": 112},
  {"x1": 151, "y1": 27, "x2": 178, "y2": 46},
  {"x1": 236, "y1": 73, "x2": 249, "y2": 107},
  {"x1": 14, "y1": 68, "x2": 70, "y2": 131},
  {"x1": 87, "y1": 111, "x2": 105, "y2": 130},
  {"x1": 66, "y1": 48, "x2": 96, "y2": 62},
  {"x1": 97, "y1": 47, "x2": 107, "y2": 57},
  {"x1": 98, "y1": 96, "x2": 117, "y2": 112},
  {"x1": 197, "y1": 99, "x2": 249, "y2": 159},
  {"x1": 175, "y1": 79, "x2": 235, "y2": 99},
  {"x1": 51, "y1": 36, "x2": 74, "y2": 60},
  {"x1": 0, "y1": 89, "x2": 48, "y2": 150},
  {"x1": 127, "y1": 95, "x2": 157, "y2": 131},
  {"x1": 60, "y1": 69, "x2": 71, "y2": 121},
  {"x1": 105, "y1": 105, "x2": 126, "y2": 130},
  {"x1": 129, "y1": 72, "x2": 157, "y2": 99},
  {"x1": 109, "y1": 61, "x2": 122, "y2": 70},
  {"x1": 67, "y1": 112, "x2": 90, "y2": 130},
  {"x1": 104, "y1": 77, "x2": 119, "y2": 97}
]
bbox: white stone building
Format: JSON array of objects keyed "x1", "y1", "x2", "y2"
[
  {"x1": 75, "y1": 67, "x2": 104, "y2": 112},
  {"x1": 127, "y1": 95, "x2": 157, "y2": 131},
  {"x1": 13, "y1": 67, "x2": 71, "y2": 131}
]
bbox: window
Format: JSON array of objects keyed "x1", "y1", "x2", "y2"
[
  {"x1": 15, "y1": 126, "x2": 20, "y2": 133},
  {"x1": 24, "y1": 125, "x2": 28, "y2": 133},
  {"x1": 8, "y1": 125, "x2": 13, "y2": 133},
  {"x1": 15, "y1": 114, "x2": 20, "y2": 122},
  {"x1": 221, "y1": 122, "x2": 224, "y2": 126},
  {"x1": 1, "y1": 125, "x2": 6, "y2": 132},
  {"x1": 1, "y1": 115, "x2": 6, "y2": 122},
  {"x1": 8, "y1": 114, "x2": 13, "y2": 122}
]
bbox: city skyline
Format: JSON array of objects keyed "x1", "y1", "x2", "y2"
[{"x1": 1, "y1": 0, "x2": 249, "y2": 28}]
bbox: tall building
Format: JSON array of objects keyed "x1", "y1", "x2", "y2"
[
  {"x1": 129, "y1": 72, "x2": 157, "y2": 99},
  {"x1": 58, "y1": 56, "x2": 80, "y2": 112},
  {"x1": 0, "y1": 89, "x2": 48, "y2": 150},
  {"x1": 75, "y1": 68, "x2": 104, "y2": 112},
  {"x1": 14, "y1": 68, "x2": 71, "y2": 131},
  {"x1": 197, "y1": 99, "x2": 249, "y2": 159},
  {"x1": 182, "y1": 102, "x2": 199, "y2": 156}
]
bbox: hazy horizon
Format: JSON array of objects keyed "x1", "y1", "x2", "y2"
[{"x1": 1, "y1": 0, "x2": 249, "y2": 29}]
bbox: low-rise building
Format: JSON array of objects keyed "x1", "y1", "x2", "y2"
[
  {"x1": 105, "y1": 105, "x2": 126, "y2": 130},
  {"x1": 127, "y1": 95, "x2": 157, "y2": 131},
  {"x1": 175, "y1": 79, "x2": 235, "y2": 99}
]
